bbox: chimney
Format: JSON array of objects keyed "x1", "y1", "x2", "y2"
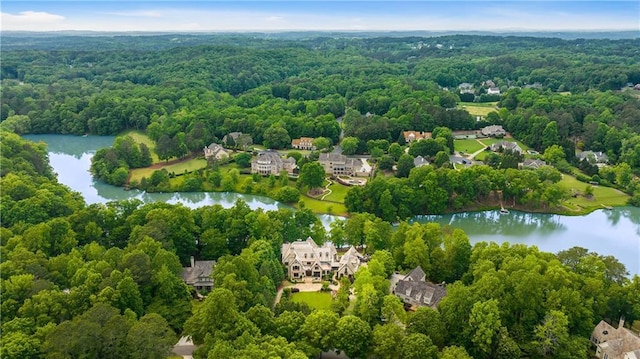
[
  {"x1": 190, "y1": 256, "x2": 195, "y2": 268},
  {"x1": 619, "y1": 316, "x2": 626, "y2": 329}
]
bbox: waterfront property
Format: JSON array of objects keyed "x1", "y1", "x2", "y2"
[
  {"x1": 282, "y1": 238, "x2": 338, "y2": 280},
  {"x1": 318, "y1": 153, "x2": 371, "y2": 177},
  {"x1": 392, "y1": 266, "x2": 447, "y2": 310},
  {"x1": 591, "y1": 317, "x2": 640, "y2": 359},
  {"x1": 281, "y1": 238, "x2": 362, "y2": 281},
  {"x1": 251, "y1": 150, "x2": 297, "y2": 176},
  {"x1": 181, "y1": 256, "x2": 216, "y2": 292}
]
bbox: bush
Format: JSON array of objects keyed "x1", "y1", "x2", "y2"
[{"x1": 274, "y1": 186, "x2": 300, "y2": 203}]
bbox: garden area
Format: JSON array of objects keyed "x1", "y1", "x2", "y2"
[{"x1": 290, "y1": 291, "x2": 333, "y2": 311}]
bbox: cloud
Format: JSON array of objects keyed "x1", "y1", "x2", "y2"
[
  {"x1": 1, "y1": 11, "x2": 65, "y2": 30},
  {"x1": 103, "y1": 10, "x2": 164, "y2": 18}
]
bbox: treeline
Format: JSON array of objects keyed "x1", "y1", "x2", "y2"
[
  {"x1": 90, "y1": 135, "x2": 152, "y2": 186},
  {"x1": 2, "y1": 132, "x2": 639, "y2": 358},
  {"x1": 345, "y1": 165, "x2": 568, "y2": 221}
]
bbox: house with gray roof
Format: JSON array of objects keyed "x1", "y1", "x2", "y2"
[
  {"x1": 203, "y1": 143, "x2": 230, "y2": 160},
  {"x1": 481, "y1": 125, "x2": 506, "y2": 137},
  {"x1": 335, "y1": 246, "x2": 362, "y2": 280},
  {"x1": 392, "y1": 266, "x2": 447, "y2": 310},
  {"x1": 521, "y1": 158, "x2": 547, "y2": 169},
  {"x1": 578, "y1": 150, "x2": 609, "y2": 164},
  {"x1": 490, "y1": 140, "x2": 523, "y2": 155},
  {"x1": 414, "y1": 155, "x2": 430, "y2": 168},
  {"x1": 251, "y1": 150, "x2": 297, "y2": 176},
  {"x1": 318, "y1": 153, "x2": 370, "y2": 177},
  {"x1": 591, "y1": 317, "x2": 640, "y2": 359},
  {"x1": 281, "y1": 238, "x2": 338, "y2": 280},
  {"x1": 181, "y1": 257, "x2": 216, "y2": 292}
]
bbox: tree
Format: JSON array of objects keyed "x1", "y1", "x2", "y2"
[
  {"x1": 533, "y1": 310, "x2": 570, "y2": 358},
  {"x1": 396, "y1": 154, "x2": 415, "y2": 178},
  {"x1": 468, "y1": 299, "x2": 502, "y2": 358},
  {"x1": 388, "y1": 143, "x2": 404, "y2": 160},
  {"x1": 378, "y1": 155, "x2": 395, "y2": 170},
  {"x1": 439, "y1": 346, "x2": 472, "y2": 359},
  {"x1": 299, "y1": 310, "x2": 339, "y2": 355},
  {"x1": 543, "y1": 144, "x2": 566, "y2": 165},
  {"x1": 298, "y1": 162, "x2": 325, "y2": 190},
  {"x1": 372, "y1": 324, "x2": 404, "y2": 359},
  {"x1": 263, "y1": 125, "x2": 291, "y2": 149},
  {"x1": 125, "y1": 313, "x2": 176, "y2": 359},
  {"x1": 313, "y1": 137, "x2": 331, "y2": 151},
  {"x1": 406, "y1": 307, "x2": 446, "y2": 348},
  {"x1": 334, "y1": 315, "x2": 372, "y2": 359},
  {"x1": 341, "y1": 137, "x2": 359, "y2": 155},
  {"x1": 400, "y1": 333, "x2": 438, "y2": 359},
  {"x1": 234, "y1": 152, "x2": 253, "y2": 168}
]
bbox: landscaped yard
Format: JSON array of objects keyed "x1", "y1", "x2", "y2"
[
  {"x1": 291, "y1": 291, "x2": 333, "y2": 310},
  {"x1": 458, "y1": 102, "x2": 499, "y2": 117},
  {"x1": 130, "y1": 158, "x2": 207, "y2": 182},
  {"x1": 454, "y1": 139, "x2": 486, "y2": 154},
  {"x1": 298, "y1": 196, "x2": 348, "y2": 216},
  {"x1": 322, "y1": 182, "x2": 350, "y2": 203},
  {"x1": 559, "y1": 174, "x2": 629, "y2": 211}
]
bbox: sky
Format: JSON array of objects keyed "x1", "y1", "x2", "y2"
[{"x1": 1, "y1": 1, "x2": 639, "y2": 32}]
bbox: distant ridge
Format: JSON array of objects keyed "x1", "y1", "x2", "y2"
[{"x1": 2, "y1": 30, "x2": 638, "y2": 40}]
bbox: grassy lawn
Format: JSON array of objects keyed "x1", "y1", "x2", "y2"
[
  {"x1": 298, "y1": 196, "x2": 348, "y2": 216},
  {"x1": 121, "y1": 130, "x2": 160, "y2": 163},
  {"x1": 322, "y1": 182, "x2": 351, "y2": 203},
  {"x1": 291, "y1": 292, "x2": 333, "y2": 311},
  {"x1": 130, "y1": 158, "x2": 207, "y2": 182},
  {"x1": 559, "y1": 174, "x2": 629, "y2": 211},
  {"x1": 458, "y1": 102, "x2": 499, "y2": 117},
  {"x1": 454, "y1": 139, "x2": 486, "y2": 154},
  {"x1": 473, "y1": 151, "x2": 489, "y2": 161}
]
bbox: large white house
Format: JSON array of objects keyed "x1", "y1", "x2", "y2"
[
  {"x1": 251, "y1": 150, "x2": 297, "y2": 176},
  {"x1": 281, "y1": 238, "x2": 362, "y2": 281}
]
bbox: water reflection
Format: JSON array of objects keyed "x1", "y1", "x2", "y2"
[
  {"x1": 23, "y1": 134, "x2": 640, "y2": 276},
  {"x1": 413, "y1": 210, "x2": 566, "y2": 237}
]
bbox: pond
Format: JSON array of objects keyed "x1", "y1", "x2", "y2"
[{"x1": 24, "y1": 134, "x2": 640, "y2": 276}]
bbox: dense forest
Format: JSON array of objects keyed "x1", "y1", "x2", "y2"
[
  {"x1": 2, "y1": 129, "x2": 640, "y2": 359},
  {"x1": 2, "y1": 33, "x2": 640, "y2": 358}
]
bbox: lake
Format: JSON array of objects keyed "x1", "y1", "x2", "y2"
[{"x1": 24, "y1": 134, "x2": 640, "y2": 276}]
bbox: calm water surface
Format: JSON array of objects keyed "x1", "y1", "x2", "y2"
[{"x1": 24, "y1": 134, "x2": 640, "y2": 275}]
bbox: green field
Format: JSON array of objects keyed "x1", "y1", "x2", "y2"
[
  {"x1": 322, "y1": 182, "x2": 351, "y2": 203},
  {"x1": 121, "y1": 130, "x2": 160, "y2": 163},
  {"x1": 298, "y1": 196, "x2": 348, "y2": 216},
  {"x1": 130, "y1": 158, "x2": 207, "y2": 182},
  {"x1": 458, "y1": 102, "x2": 499, "y2": 117},
  {"x1": 559, "y1": 174, "x2": 629, "y2": 212},
  {"x1": 291, "y1": 292, "x2": 333, "y2": 310},
  {"x1": 454, "y1": 139, "x2": 486, "y2": 154}
]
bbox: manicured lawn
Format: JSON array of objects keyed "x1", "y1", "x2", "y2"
[
  {"x1": 458, "y1": 102, "x2": 499, "y2": 117},
  {"x1": 322, "y1": 182, "x2": 351, "y2": 203},
  {"x1": 130, "y1": 158, "x2": 207, "y2": 182},
  {"x1": 454, "y1": 139, "x2": 486, "y2": 154},
  {"x1": 473, "y1": 151, "x2": 489, "y2": 161},
  {"x1": 559, "y1": 174, "x2": 629, "y2": 211},
  {"x1": 121, "y1": 130, "x2": 160, "y2": 163},
  {"x1": 291, "y1": 291, "x2": 333, "y2": 310},
  {"x1": 298, "y1": 196, "x2": 348, "y2": 216}
]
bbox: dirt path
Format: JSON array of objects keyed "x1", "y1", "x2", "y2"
[{"x1": 320, "y1": 177, "x2": 333, "y2": 200}]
